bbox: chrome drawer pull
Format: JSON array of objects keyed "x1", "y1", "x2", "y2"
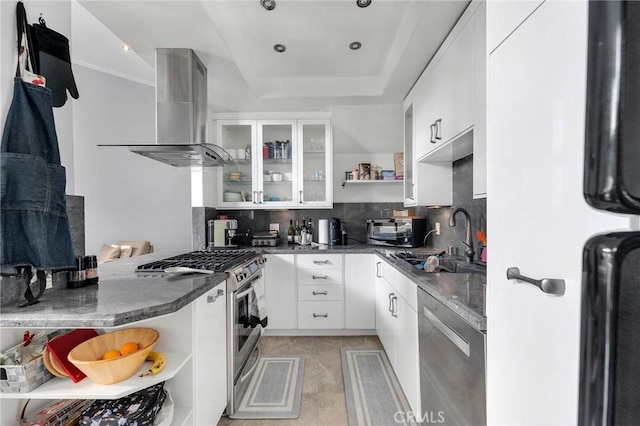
[
  {"x1": 391, "y1": 295, "x2": 398, "y2": 318},
  {"x1": 506, "y1": 267, "x2": 565, "y2": 296},
  {"x1": 376, "y1": 261, "x2": 381, "y2": 278},
  {"x1": 313, "y1": 291, "x2": 328, "y2": 295},
  {"x1": 423, "y1": 306, "x2": 470, "y2": 357},
  {"x1": 207, "y1": 289, "x2": 224, "y2": 303},
  {"x1": 312, "y1": 275, "x2": 328, "y2": 279},
  {"x1": 313, "y1": 313, "x2": 329, "y2": 318},
  {"x1": 388, "y1": 292, "x2": 395, "y2": 313},
  {"x1": 312, "y1": 260, "x2": 330, "y2": 265}
]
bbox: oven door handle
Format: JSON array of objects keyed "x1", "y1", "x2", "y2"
[{"x1": 235, "y1": 274, "x2": 263, "y2": 300}]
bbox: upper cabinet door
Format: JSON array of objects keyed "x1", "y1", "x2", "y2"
[
  {"x1": 437, "y1": 16, "x2": 474, "y2": 145},
  {"x1": 297, "y1": 119, "x2": 332, "y2": 208},
  {"x1": 217, "y1": 120, "x2": 257, "y2": 207},
  {"x1": 257, "y1": 120, "x2": 297, "y2": 207}
]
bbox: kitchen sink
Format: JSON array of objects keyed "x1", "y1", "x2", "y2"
[{"x1": 390, "y1": 251, "x2": 486, "y2": 274}]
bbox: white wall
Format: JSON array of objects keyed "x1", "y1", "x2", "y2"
[
  {"x1": 72, "y1": 66, "x2": 192, "y2": 254},
  {"x1": 1, "y1": 1, "x2": 75, "y2": 190},
  {"x1": 330, "y1": 104, "x2": 403, "y2": 203}
]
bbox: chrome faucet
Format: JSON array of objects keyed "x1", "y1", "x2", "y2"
[{"x1": 449, "y1": 207, "x2": 475, "y2": 263}]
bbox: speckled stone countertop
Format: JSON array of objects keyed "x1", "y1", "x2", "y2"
[
  {"x1": 256, "y1": 243, "x2": 487, "y2": 331},
  {"x1": 375, "y1": 252, "x2": 487, "y2": 331},
  {"x1": 0, "y1": 253, "x2": 226, "y2": 328}
]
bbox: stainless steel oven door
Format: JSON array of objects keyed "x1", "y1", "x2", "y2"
[
  {"x1": 231, "y1": 273, "x2": 264, "y2": 378},
  {"x1": 227, "y1": 271, "x2": 264, "y2": 415}
]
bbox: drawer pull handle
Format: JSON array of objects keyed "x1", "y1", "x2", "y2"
[
  {"x1": 313, "y1": 291, "x2": 328, "y2": 295},
  {"x1": 207, "y1": 289, "x2": 224, "y2": 303},
  {"x1": 376, "y1": 261, "x2": 381, "y2": 278},
  {"x1": 388, "y1": 292, "x2": 395, "y2": 314},
  {"x1": 313, "y1": 260, "x2": 330, "y2": 265},
  {"x1": 506, "y1": 267, "x2": 565, "y2": 296},
  {"x1": 312, "y1": 275, "x2": 328, "y2": 279},
  {"x1": 313, "y1": 313, "x2": 329, "y2": 318}
]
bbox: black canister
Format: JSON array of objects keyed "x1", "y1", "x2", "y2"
[
  {"x1": 67, "y1": 256, "x2": 86, "y2": 288},
  {"x1": 329, "y1": 217, "x2": 341, "y2": 245},
  {"x1": 84, "y1": 255, "x2": 99, "y2": 285}
]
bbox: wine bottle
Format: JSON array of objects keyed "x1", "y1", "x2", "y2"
[
  {"x1": 287, "y1": 219, "x2": 294, "y2": 244},
  {"x1": 294, "y1": 220, "x2": 301, "y2": 244}
]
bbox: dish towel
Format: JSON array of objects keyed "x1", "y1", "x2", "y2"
[{"x1": 248, "y1": 279, "x2": 268, "y2": 328}]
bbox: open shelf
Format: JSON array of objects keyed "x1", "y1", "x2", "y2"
[
  {"x1": 341, "y1": 179, "x2": 403, "y2": 187},
  {"x1": 0, "y1": 352, "x2": 191, "y2": 400}
]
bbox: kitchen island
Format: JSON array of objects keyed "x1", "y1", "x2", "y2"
[{"x1": 0, "y1": 253, "x2": 228, "y2": 425}]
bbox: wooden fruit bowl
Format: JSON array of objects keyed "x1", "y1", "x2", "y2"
[{"x1": 67, "y1": 328, "x2": 159, "y2": 384}]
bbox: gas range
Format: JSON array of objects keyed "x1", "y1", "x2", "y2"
[{"x1": 135, "y1": 249, "x2": 257, "y2": 274}]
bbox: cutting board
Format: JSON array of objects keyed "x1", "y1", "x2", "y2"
[{"x1": 46, "y1": 329, "x2": 98, "y2": 383}]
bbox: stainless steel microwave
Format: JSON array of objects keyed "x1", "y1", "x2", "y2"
[{"x1": 366, "y1": 217, "x2": 427, "y2": 248}]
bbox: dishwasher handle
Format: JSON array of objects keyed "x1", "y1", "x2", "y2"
[{"x1": 423, "y1": 305, "x2": 470, "y2": 357}]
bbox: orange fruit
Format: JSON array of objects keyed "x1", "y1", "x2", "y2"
[
  {"x1": 101, "y1": 350, "x2": 121, "y2": 360},
  {"x1": 120, "y1": 342, "x2": 139, "y2": 356}
]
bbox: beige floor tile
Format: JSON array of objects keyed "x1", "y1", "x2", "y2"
[{"x1": 218, "y1": 335, "x2": 383, "y2": 426}]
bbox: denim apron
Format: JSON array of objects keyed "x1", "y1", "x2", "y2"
[{"x1": 0, "y1": 77, "x2": 75, "y2": 272}]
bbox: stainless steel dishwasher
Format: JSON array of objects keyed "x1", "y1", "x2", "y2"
[{"x1": 418, "y1": 287, "x2": 486, "y2": 425}]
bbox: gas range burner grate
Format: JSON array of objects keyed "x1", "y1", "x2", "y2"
[{"x1": 135, "y1": 249, "x2": 256, "y2": 273}]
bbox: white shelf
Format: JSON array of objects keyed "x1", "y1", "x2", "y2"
[
  {"x1": 0, "y1": 352, "x2": 191, "y2": 400},
  {"x1": 341, "y1": 180, "x2": 403, "y2": 187}
]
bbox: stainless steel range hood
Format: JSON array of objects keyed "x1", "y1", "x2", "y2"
[{"x1": 107, "y1": 48, "x2": 228, "y2": 167}]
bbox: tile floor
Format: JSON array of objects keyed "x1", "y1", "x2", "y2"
[{"x1": 217, "y1": 335, "x2": 383, "y2": 426}]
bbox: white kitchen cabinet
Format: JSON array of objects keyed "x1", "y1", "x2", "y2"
[
  {"x1": 0, "y1": 287, "x2": 228, "y2": 425},
  {"x1": 486, "y1": 0, "x2": 544, "y2": 52},
  {"x1": 215, "y1": 118, "x2": 332, "y2": 209},
  {"x1": 374, "y1": 258, "x2": 420, "y2": 414},
  {"x1": 473, "y1": 0, "x2": 487, "y2": 199},
  {"x1": 296, "y1": 254, "x2": 344, "y2": 330},
  {"x1": 416, "y1": 15, "x2": 474, "y2": 161},
  {"x1": 193, "y1": 284, "x2": 227, "y2": 424},
  {"x1": 263, "y1": 254, "x2": 297, "y2": 330},
  {"x1": 487, "y1": 1, "x2": 630, "y2": 425},
  {"x1": 297, "y1": 120, "x2": 333, "y2": 208},
  {"x1": 345, "y1": 254, "x2": 376, "y2": 329},
  {"x1": 403, "y1": 102, "x2": 453, "y2": 207}
]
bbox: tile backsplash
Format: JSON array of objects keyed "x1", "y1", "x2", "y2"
[{"x1": 193, "y1": 154, "x2": 486, "y2": 260}]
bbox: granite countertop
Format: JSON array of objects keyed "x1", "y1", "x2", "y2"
[
  {"x1": 375, "y1": 252, "x2": 487, "y2": 331},
  {"x1": 255, "y1": 243, "x2": 374, "y2": 254},
  {"x1": 0, "y1": 253, "x2": 226, "y2": 328}
]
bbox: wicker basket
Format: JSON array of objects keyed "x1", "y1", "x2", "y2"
[
  {"x1": 0, "y1": 354, "x2": 52, "y2": 393},
  {"x1": 67, "y1": 328, "x2": 159, "y2": 385}
]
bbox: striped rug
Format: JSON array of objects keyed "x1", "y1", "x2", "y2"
[
  {"x1": 229, "y1": 355, "x2": 305, "y2": 419},
  {"x1": 341, "y1": 349, "x2": 416, "y2": 426}
]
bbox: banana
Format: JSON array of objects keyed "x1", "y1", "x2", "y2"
[{"x1": 139, "y1": 351, "x2": 166, "y2": 377}]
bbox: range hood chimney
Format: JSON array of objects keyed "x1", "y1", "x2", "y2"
[{"x1": 117, "y1": 48, "x2": 228, "y2": 167}]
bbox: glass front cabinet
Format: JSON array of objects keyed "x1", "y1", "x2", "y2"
[{"x1": 216, "y1": 118, "x2": 332, "y2": 209}]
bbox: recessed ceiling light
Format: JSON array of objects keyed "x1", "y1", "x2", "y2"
[
  {"x1": 261, "y1": 0, "x2": 276, "y2": 11},
  {"x1": 274, "y1": 44, "x2": 286, "y2": 53},
  {"x1": 122, "y1": 43, "x2": 132, "y2": 52},
  {"x1": 356, "y1": 0, "x2": 372, "y2": 8},
  {"x1": 349, "y1": 41, "x2": 362, "y2": 50}
]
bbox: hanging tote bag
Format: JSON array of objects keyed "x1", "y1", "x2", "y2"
[{"x1": 0, "y1": 2, "x2": 76, "y2": 306}]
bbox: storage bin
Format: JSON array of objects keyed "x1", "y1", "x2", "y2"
[{"x1": 0, "y1": 353, "x2": 52, "y2": 393}]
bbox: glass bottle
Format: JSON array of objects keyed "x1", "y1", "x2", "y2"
[
  {"x1": 287, "y1": 219, "x2": 295, "y2": 245},
  {"x1": 294, "y1": 220, "x2": 301, "y2": 244},
  {"x1": 301, "y1": 219, "x2": 308, "y2": 245},
  {"x1": 307, "y1": 219, "x2": 314, "y2": 243}
]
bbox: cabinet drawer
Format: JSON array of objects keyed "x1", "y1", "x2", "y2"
[
  {"x1": 298, "y1": 285, "x2": 344, "y2": 301},
  {"x1": 296, "y1": 254, "x2": 343, "y2": 269},
  {"x1": 298, "y1": 268, "x2": 343, "y2": 285},
  {"x1": 298, "y1": 301, "x2": 344, "y2": 329}
]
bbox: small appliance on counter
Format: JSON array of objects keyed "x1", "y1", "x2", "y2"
[
  {"x1": 328, "y1": 217, "x2": 341, "y2": 246},
  {"x1": 251, "y1": 231, "x2": 280, "y2": 247},
  {"x1": 366, "y1": 217, "x2": 427, "y2": 248},
  {"x1": 208, "y1": 219, "x2": 238, "y2": 248}
]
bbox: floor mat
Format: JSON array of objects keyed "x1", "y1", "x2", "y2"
[
  {"x1": 229, "y1": 355, "x2": 305, "y2": 419},
  {"x1": 341, "y1": 349, "x2": 416, "y2": 426}
]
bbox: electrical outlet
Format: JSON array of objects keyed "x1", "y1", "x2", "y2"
[
  {"x1": 435, "y1": 222, "x2": 440, "y2": 235},
  {"x1": 269, "y1": 223, "x2": 280, "y2": 232}
]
